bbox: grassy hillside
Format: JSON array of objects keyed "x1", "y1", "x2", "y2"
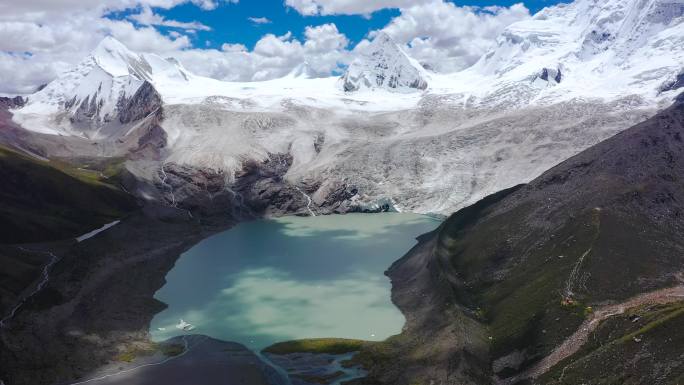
[
  {"x1": 540, "y1": 302, "x2": 684, "y2": 384},
  {"x1": 0, "y1": 145, "x2": 137, "y2": 244},
  {"x1": 361, "y1": 97, "x2": 684, "y2": 385}
]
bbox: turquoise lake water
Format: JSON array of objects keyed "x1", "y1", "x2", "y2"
[{"x1": 150, "y1": 213, "x2": 440, "y2": 349}]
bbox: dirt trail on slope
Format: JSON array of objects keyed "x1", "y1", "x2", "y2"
[{"x1": 504, "y1": 284, "x2": 684, "y2": 384}]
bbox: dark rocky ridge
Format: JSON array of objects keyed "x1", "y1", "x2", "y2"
[
  {"x1": 359, "y1": 95, "x2": 684, "y2": 385},
  {"x1": 660, "y1": 70, "x2": 684, "y2": 93},
  {"x1": 0, "y1": 144, "x2": 136, "y2": 245},
  {"x1": 0, "y1": 96, "x2": 25, "y2": 109},
  {"x1": 65, "y1": 80, "x2": 162, "y2": 136},
  {"x1": 118, "y1": 81, "x2": 162, "y2": 124},
  {"x1": 0, "y1": 212, "x2": 210, "y2": 385},
  {"x1": 145, "y1": 153, "x2": 383, "y2": 220}
]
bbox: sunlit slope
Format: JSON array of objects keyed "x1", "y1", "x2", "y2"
[
  {"x1": 362, "y1": 95, "x2": 684, "y2": 384},
  {"x1": 0, "y1": 145, "x2": 136, "y2": 243}
]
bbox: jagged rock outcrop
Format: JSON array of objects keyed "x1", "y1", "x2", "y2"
[
  {"x1": 661, "y1": 70, "x2": 684, "y2": 93},
  {"x1": 143, "y1": 152, "x2": 369, "y2": 219},
  {"x1": 118, "y1": 81, "x2": 162, "y2": 124},
  {"x1": 0, "y1": 96, "x2": 25, "y2": 109},
  {"x1": 531, "y1": 67, "x2": 563, "y2": 88},
  {"x1": 541, "y1": 67, "x2": 562, "y2": 84}
]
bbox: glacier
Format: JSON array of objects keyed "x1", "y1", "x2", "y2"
[{"x1": 7, "y1": 0, "x2": 684, "y2": 215}]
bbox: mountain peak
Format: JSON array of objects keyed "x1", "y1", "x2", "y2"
[
  {"x1": 91, "y1": 36, "x2": 150, "y2": 79},
  {"x1": 370, "y1": 31, "x2": 394, "y2": 46},
  {"x1": 341, "y1": 32, "x2": 428, "y2": 93},
  {"x1": 94, "y1": 36, "x2": 131, "y2": 55}
]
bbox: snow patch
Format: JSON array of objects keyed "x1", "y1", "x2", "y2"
[{"x1": 76, "y1": 220, "x2": 121, "y2": 242}]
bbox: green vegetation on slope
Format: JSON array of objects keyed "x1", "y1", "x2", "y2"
[
  {"x1": 541, "y1": 301, "x2": 684, "y2": 384},
  {"x1": 116, "y1": 341, "x2": 186, "y2": 363},
  {"x1": 0, "y1": 145, "x2": 137, "y2": 243},
  {"x1": 263, "y1": 338, "x2": 368, "y2": 355},
  {"x1": 360, "y1": 100, "x2": 684, "y2": 385},
  {"x1": 432, "y1": 190, "x2": 683, "y2": 375}
]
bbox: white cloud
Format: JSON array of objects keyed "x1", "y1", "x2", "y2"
[
  {"x1": 129, "y1": 5, "x2": 212, "y2": 31},
  {"x1": 285, "y1": 0, "x2": 432, "y2": 16},
  {"x1": 283, "y1": 0, "x2": 530, "y2": 73},
  {"x1": 152, "y1": 267, "x2": 404, "y2": 347},
  {"x1": 0, "y1": 0, "x2": 236, "y2": 21},
  {"x1": 379, "y1": 1, "x2": 530, "y2": 72},
  {"x1": 303, "y1": 23, "x2": 348, "y2": 53},
  {"x1": 0, "y1": 1, "x2": 201, "y2": 94},
  {"x1": 0, "y1": 53, "x2": 62, "y2": 95},
  {"x1": 0, "y1": 0, "x2": 531, "y2": 95},
  {"x1": 302, "y1": 23, "x2": 350, "y2": 75},
  {"x1": 248, "y1": 16, "x2": 272, "y2": 24},
  {"x1": 221, "y1": 42, "x2": 247, "y2": 52},
  {"x1": 105, "y1": 19, "x2": 192, "y2": 52},
  {"x1": 171, "y1": 23, "x2": 350, "y2": 82}
]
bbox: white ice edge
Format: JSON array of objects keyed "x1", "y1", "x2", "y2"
[{"x1": 76, "y1": 220, "x2": 121, "y2": 242}]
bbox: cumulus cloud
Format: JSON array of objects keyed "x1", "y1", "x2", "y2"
[
  {"x1": 284, "y1": 0, "x2": 531, "y2": 73},
  {"x1": 285, "y1": 0, "x2": 432, "y2": 16},
  {"x1": 0, "y1": 0, "x2": 236, "y2": 21},
  {"x1": 0, "y1": 1, "x2": 204, "y2": 94},
  {"x1": 221, "y1": 42, "x2": 247, "y2": 52},
  {"x1": 302, "y1": 23, "x2": 350, "y2": 76},
  {"x1": 177, "y1": 24, "x2": 349, "y2": 82},
  {"x1": 379, "y1": 1, "x2": 530, "y2": 72},
  {"x1": 129, "y1": 5, "x2": 212, "y2": 31},
  {"x1": 0, "y1": 0, "x2": 531, "y2": 95},
  {"x1": 248, "y1": 16, "x2": 272, "y2": 24}
]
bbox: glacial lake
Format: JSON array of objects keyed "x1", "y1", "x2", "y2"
[{"x1": 150, "y1": 213, "x2": 440, "y2": 349}]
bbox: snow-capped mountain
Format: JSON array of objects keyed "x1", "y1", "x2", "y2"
[
  {"x1": 7, "y1": 0, "x2": 684, "y2": 215},
  {"x1": 341, "y1": 32, "x2": 429, "y2": 93},
  {"x1": 458, "y1": 0, "x2": 684, "y2": 107},
  {"x1": 16, "y1": 37, "x2": 189, "y2": 137}
]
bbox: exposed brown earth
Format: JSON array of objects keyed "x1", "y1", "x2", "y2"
[{"x1": 513, "y1": 284, "x2": 684, "y2": 383}]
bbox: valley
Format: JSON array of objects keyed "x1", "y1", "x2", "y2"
[{"x1": 1, "y1": 0, "x2": 683, "y2": 384}]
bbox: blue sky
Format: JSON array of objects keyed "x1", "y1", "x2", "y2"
[
  {"x1": 1, "y1": 0, "x2": 573, "y2": 94},
  {"x1": 117, "y1": 0, "x2": 570, "y2": 50}
]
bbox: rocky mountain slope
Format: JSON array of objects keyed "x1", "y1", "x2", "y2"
[
  {"x1": 4, "y1": 0, "x2": 683, "y2": 217},
  {"x1": 0, "y1": 1, "x2": 682, "y2": 384},
  {"x1": 0, "y1": 143, "x2": 135, "y2": 244},
  {"x1": 358, "y1": 93, "x2": 684, "y2": 385},
  {"x1": 0, "y1": 101, "x2": 136, "y2": 244},
  {"x1": 0, "y1": 102, "x2": 137, "y2": 359}
]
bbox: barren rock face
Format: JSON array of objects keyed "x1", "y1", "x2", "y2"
[
  {"x1": 119, "y1": 81, "x2": 162, "y2": 124},
  {"x1": 0, "y1": 96, "x2": 25, "y2": 109}
]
